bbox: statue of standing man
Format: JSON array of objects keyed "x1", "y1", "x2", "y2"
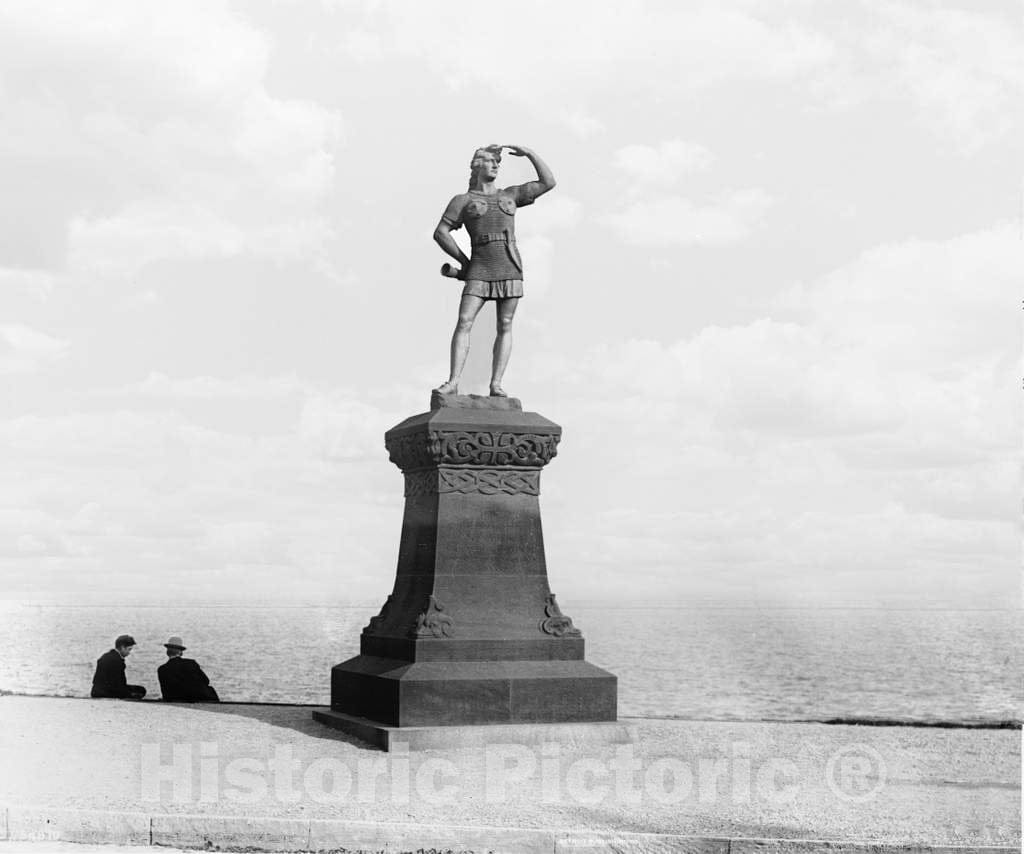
[{"x1": 433, "y1": 145, "x2": 556, "y2": 397}]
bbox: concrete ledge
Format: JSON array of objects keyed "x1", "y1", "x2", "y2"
[
  {"x1": 312, "y1": 707, "x2": 638, "y2": 751},
  {"x1": 2, "y1": 807, "x2": 1018, "y2": 854},
  {"x1": 6, "y1": 806, "x2": 150, "y2": 846},
  {"x1": 151, "y1": 813, "x2": 309, "y2": 851},
  {"x1": 556, "y1": 831, "x2": 730, "y2": 853},
  {"x1": 727, "y1": 840, "x2": 1015, "y2": 854},
  {"x1": 309, "y1": 819, "x2": 556, "y2": 853}
]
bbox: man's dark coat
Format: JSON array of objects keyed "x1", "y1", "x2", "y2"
[
  {"x1": 91, "y1": 649, "x2": 133, "y2": 698},
  {"x1": 158, "y1": 656, "x2": 219, "y2": 702}
]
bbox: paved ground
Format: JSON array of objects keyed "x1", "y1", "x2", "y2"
[
  {"x1": 0, "y1": 846, "x2": 191, "y2": 853},
  {"x1": 0, "y1": 696, "x2": 1018, "y2": 851}
]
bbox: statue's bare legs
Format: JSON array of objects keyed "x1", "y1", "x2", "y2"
[
  {"x1": 435, "y1": 293, "x2": 485, "y2": 395},
  {"x1": 435, "y1": 294, "x2": 520, "y2": 396},
  {"x1": 489, "y1": 297, "x2": 519, "y2": 396}
]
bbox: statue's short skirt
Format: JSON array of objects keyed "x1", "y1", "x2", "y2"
[{"x1": 462, "y1": 279, "x2": 523, "y2": 300}]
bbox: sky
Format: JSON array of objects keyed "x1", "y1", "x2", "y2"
[{"x1": 0, "y1": 0, "x2": 1020, "y2": 608}]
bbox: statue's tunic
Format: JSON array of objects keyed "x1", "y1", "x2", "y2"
[{"x1": 441, "y1": 182, "x2": 542, "y2": 299}]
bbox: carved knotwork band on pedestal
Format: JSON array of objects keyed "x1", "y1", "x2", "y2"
[
  {"x1": 387, "y1": 430, "x2": 560, "y2": 471},
  {"x1": 390, "y1": 428, "x2": 558, "y2": 499},
  {"x1": 404, "y1": 468, "x2": 541, "y2": 497}
]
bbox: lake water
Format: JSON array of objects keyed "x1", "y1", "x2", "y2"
[{"x1": 1, "y1": 602, "x2": 1019, "y2": 724}]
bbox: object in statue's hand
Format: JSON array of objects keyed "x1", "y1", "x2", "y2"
[{"x1": 441, "y1": 262, "x2": 464, "y2": 280}]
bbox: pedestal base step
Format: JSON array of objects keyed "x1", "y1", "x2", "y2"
[
  {"x1": 331, "y1": 656, "x2": 618, "y2": 727},
  {"x1": 312, "y1": 707, "x2": 637, "y2": 751}
]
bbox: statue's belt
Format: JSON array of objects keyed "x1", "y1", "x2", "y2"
[{"x1": 471, "y1": 232, "x2": 516, "y2": 247}]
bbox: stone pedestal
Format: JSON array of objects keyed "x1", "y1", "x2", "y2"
[{"x1": 327, "y1": 393, "x2": 617, "y2": 730}]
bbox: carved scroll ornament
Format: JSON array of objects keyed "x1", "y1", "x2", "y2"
[
  {"x1": 539, "y1": 594, "x2": 581, "y2": 638},
  {"x1": 410, "y1": 595, "x2": 454, "y2": 639}
]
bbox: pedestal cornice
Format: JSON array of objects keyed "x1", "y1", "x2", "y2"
[{"x1": 385, "y1": 399, "x2": 562, "y2": 473}]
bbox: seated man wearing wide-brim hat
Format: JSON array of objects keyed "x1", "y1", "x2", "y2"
[{"x1": 157, "y1": 636, "x2": 220, "y2": 703}]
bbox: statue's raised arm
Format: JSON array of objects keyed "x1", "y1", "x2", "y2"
[
  {"x1": 432, "y1": 145, "x2": 556, "y2": 399},
  {"x1": 501, "y1": 144, "x2": 556, "y2": 197}
]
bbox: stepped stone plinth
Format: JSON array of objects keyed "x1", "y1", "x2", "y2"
[{"x1": 323, "y1": 393, "x2": 617, "y2": 735}]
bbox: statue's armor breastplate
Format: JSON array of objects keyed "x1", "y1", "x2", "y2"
[{"x1": 462, "y1": 191, "x2": 523, "y2": 282}]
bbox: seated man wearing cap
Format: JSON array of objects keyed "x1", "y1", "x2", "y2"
[
  {"x1": 91, "y1": 635, "x2": 147, "y2": 699},
  {"x1": 157, "y1": 637, "x2": 220, "y2": 703}
]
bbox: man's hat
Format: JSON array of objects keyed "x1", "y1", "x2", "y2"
[
  {"x1": 163, "y1": 636, "x2": 187, "y2": 651},
  {"x1": 114, "y1": 634, "x2": 136, "y2": 648}
]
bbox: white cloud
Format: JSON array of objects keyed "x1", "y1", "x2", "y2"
[
  {"x1": 503, "y1": 195, "x2": 582, "y2": 300},
  {"x1": 1, "y1": 1, "x2": 1016, "y2": 611},
  {"x1": 130, "y1": 373, "x2": 306, "y2": 401},
  {"x1": 330, "y1": 2, "x2": 834, "y2": 103},
  {"x1": 613, "y1": 140, "x2": 715, "y2": 185},
  {"x1": 603, "y1": 189, "x2": 772, "y2": 246},
  {"x1": 515, "y1": 236, "x2": 556, "y2": 301},
  {"x1": 518, "y1": 195, "x2": 583, "y2": 233},
  {"x1": 560, "y1": 108, "x2": 606, "y2": 139},
  {"x1": 298, "y1": 390, "x2": 390, "y2": 461},
  {"x1": 0, "y1": 225, "x2": 1014, "y2": 606},
  {"x1": 808, "y1": 3, "x2": 1024, "y2": 150},
  {"x1": 341, "y1": 30, "x2": 384, "y2": 63},
  {"x1": 201, "y1": 520, "x2": 284, "y2": 564},
  {"x1": 68, "y1": 201, "x2": 334, "y2": 277},
  {"x1": 0, "y1": 324, "x2": 69, "y2": 374},
  {"x1": 874, "y1": 3, "x2": 1024, "y2": 150},
  {"x1": 0, "y1": 396, "x2": 401, "y2": 603},
  {"x1": 325, "y1": 1, "x2": 1018, "y2": 154},
  {"x1": 521, "y1": 223, "x2": 1018, "y2": 605},
  {"x1": 0, "y1": 0, "x2": 342, "y2": 276},
  {"x1": 775, "y1": 224, "x2": 1021, "y2": 375},
  {"x1": 68, "y1": 203, "x2": 245, "y2": 277},
  {"x1": 0, "y1": 269, "x2": 58, "y2": 301}
]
